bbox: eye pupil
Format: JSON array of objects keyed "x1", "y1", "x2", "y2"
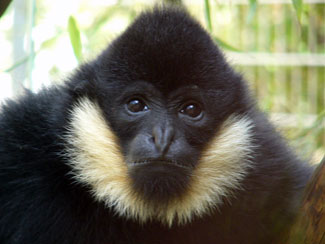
[
  {"x1": 127, "y1": 99, "x2": 148, "y2": 113},
  {"x1": 181, "y1": 103, "x2": 202, "y2": 118}
]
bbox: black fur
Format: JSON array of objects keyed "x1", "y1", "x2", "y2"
[{"x1": 0, "y1": 7, "x2": 312, "y2": 244}]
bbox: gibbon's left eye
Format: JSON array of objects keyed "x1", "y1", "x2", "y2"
[
  {"x1": 179, "y1": 102, "x2": 203, "y2": 118},
  {"x1": 126, "y1": 99, "x2": 149, "y2": 113}
]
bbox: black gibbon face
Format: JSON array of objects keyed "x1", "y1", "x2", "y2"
[
  {"x1": 107, "y1": 81, "x2": 211, "y2": 202},
  {"x1": 66, "y1": 8, "x2": 255, "y2": 225}
]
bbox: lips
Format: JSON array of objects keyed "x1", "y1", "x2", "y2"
[{"x1": 128, "y1": 158, "x2": 192, "y2": 170}]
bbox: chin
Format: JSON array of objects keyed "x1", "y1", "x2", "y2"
[{"x1": 128, "y1": 160, "x2": 192, "y2": 203}]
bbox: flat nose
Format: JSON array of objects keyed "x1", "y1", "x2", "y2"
[{"x1": 152, "y1": 124, "x2": 175, "y2": 155}]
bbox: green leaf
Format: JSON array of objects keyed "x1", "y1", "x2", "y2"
[
  {"x1": 204, "y1": 0, "x2": 212, "y2": 32},
  {"x1": 213, "y1": 37, "x2": 242, "y2": 52},
  {"x1": 164, "y1": 0, "x2": 182, "y2": 5},
  {"x1": 68, "y1": 16, "x2": 82, "y2": 62},
  {"x1": 4, "y1": 56, "x2": 29, "y2": 72},
  {"x1": 292, "y1": 0, "x2": 303, "y2": 23},
  {"x1": 247, "y1": 0, "x2": 257, "y2": 24},
  {"x1": 40, "y1": 33, "x2": 62, "y2": 49}
]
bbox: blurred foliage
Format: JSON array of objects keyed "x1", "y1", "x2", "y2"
[
  {"x1": 204, "y1": 0, "x2": 212, "y2": 32},
  {"x1": 247, "y1": 0, "x2": 257, "y2": 24},
  {"x1": 292, "y1": 0, "x2": 303, "y2": 23},
  {"x1": 68, "y1": 16, "x2": 82, "y2": 63},
  {"x1": 164, "y1": 0, "x2": 183, "y2": 5}
]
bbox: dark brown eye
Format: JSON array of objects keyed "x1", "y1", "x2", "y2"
[
  {"x1": 126, "y1": 99, "x2": 148, "y2": 113},
  {"x1": 180, "y1": 102, "x2": 202, "y2": 118}
]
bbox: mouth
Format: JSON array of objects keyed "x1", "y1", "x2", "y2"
[
  {"x1": 128, "y1": 159, "x2": 192, "y2": 170},
  {"x1": 127, "y1": 159, "x2": 193, "y2": 202}
]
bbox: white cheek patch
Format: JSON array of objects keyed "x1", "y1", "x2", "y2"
[{"x1": 65, "y1": 97, "x2": 255, "y2": 226}]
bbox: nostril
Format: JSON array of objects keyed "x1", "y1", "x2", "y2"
[
  {"x1": 149, "y1": 135, "x2": 155, "y2": 145},
  {"x1": 165, "y1": 126, "x2": 175, "y2": 144}
]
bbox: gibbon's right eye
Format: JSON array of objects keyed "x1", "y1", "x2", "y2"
[{"x1": 126, "y1": 99, "x2": 149, "y2": 113}]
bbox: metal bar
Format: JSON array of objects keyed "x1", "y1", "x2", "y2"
[{"x1": 226, "y1": 52, "x2": 325, "y2": 66}]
